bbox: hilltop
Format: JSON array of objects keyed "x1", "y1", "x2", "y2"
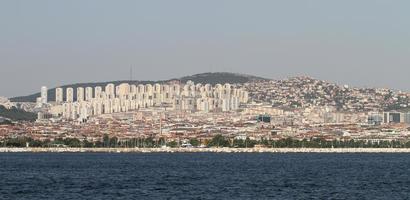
[
  {"x1": 176, "y1": 72, "x2": 266, "y2": 85},
  {"x1": 10, "y1": 72, "x2": 268, "y2": 102}
]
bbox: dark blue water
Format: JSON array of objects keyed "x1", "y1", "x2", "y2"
[{"x1": 0, "y1": 153, "x2": 409, "y2": 200}]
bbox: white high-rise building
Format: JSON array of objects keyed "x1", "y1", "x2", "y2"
[
  {"x1": 137, "y1": 84, "x2": 145, "y2": 94},
  {"x1": 58, "y1": 82, "x2": 249, "y2": 120},
  {"x1": 56, "y1": 88, "x2": 63, "y2": 103},
  {"x1": 95, "y1": 86, "x2": 102, "y2": 99},
  {"x1": 85, "y1": 87, "x2": 93, "y2": 101},
  {"x1": 117, "y1": 83, "x2": 130, "y2": 98},
  {"x1": 66, "y1": 88, "x2": 74, "y2": 102},
  {"x1": 105, "y1": 84, "x2": 115, "y2": 98},
  {"x1": 130, "y1": 85, "x2": 137, "y2": 95},
  {"x1": 62, "y1": 103, "x2": 72, "y2": 119},
  {"x1": 41, "y1": 86, "x2": 48, "y2": 104},
  {"x1": 36, "y1": 97, "x2": 43, "y2": 108},
  {"x1": 77, "y1": 87, "x2": 84, "y2": 102}
]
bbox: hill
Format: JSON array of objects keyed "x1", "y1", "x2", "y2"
[
  {"x1": 177, "y1": 72, "x2": 267, "y2": 85},
  {"x1": 10, "y1": 72, "x2": 268, "y2": 102}
]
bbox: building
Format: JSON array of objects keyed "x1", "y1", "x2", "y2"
[
  {"x1": 85, "y1": 87, "x2": 93, "y2": 101},
  {"x1": 367, "y1": 112, "x2": 383, "y2": 125},
  {"x1": 55, "y1": 88, "x2": 63, "y2": 103},
  {"x1": 383, "y1": 112, "x2": 402, "y2": 124},
  {"x1": 40, "y1": 86, "x2": 48, "y2": 104},
  {"x1": 77, "y1": 87, "x2": 84, "y2": 102},
  {"x1": 105, "y1": 84, "x2": 115, "y2": 98},
  {"x1": 66, "y1": 88, "x2": 74, "y2": 103},
  {"x1": 95, "y1": 86, "x2": 102, "y2": 99},
  {"x1": 49, "y1": 81, "x2": 249, "y2": 121}
]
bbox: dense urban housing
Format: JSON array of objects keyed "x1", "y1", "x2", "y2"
[{"x1": 2, "y1": 73, "x2": 410, "y2": 148}]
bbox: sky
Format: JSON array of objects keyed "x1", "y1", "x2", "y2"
[{"x1": 1, "y1": 0, "x2": 409, "y2": 97}]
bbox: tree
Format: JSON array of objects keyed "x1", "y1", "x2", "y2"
[
  {"x1": 233, "y1": 139, "x2": 245, "y2": 148},
  {"x1": 109, "y1": 137, "x2": 118, "y2": 147},
  {"x1": 64, "y1": 138, "x2": 81, "y2": 147},
  {"x1": 103, "y1": 134, "x2": 110, "y2": 147},
  {"x1": 167, "y1": 141, "x2": 178, "y2": 148},
  {"x1": 83, "y1": 140, "x2": 94, "y2": 148},
  {"x1": 208, "y1": 135, "x2": 230, "y2": 147},
  {"x1": 189, "y1": 138, "x2": 200, "y2": 147}
]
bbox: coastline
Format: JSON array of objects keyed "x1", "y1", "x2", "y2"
[{"x1": 1, "y1": 147, "x2": 410, "y2": 153}]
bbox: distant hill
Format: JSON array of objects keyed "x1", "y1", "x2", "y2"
[
  {"x1": 0, "y1": 105, "x2": 37, "y2": 121},
  {"x1": 177, "y1": 72, "x2": 267, "y2": 85},
  {"x1": 10, "y1": 72, "x2": 268, "y2": 103}
]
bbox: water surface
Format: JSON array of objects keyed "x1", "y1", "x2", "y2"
[{"x1": 0, "y1": 153, "x2": 409, "y2": 199}]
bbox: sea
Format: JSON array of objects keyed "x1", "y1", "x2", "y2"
[{"x1": 0, "y1": 153, "x2": 409, "y2": 200}]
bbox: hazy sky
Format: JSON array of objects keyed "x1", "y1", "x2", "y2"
[{"x1": 1, "y1": 0, "x2": 409, "y2": 97}]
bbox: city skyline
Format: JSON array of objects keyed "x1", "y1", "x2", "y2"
[
  {"x1": 2, "y1": 1, "x2": 409, "y2": 199},
  {"x1": 4, "y1": 71, "x2": 410, "y2": 99},
  {"x1": 1, "y1": 0, "x2": 410, "y2": 97}
]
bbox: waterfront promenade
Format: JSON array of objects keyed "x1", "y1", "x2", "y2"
[{"x1": 1, "y1": 147, "x2": 410, "y2": 153}]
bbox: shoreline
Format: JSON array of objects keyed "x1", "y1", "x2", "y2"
[{"x1": 1, "y1": 147, "x2": 410, "y2": 153}]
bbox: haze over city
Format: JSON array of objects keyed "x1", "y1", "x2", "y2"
[{"x1": 1, "y1": 0, "x2": 410, "y2": 97}]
